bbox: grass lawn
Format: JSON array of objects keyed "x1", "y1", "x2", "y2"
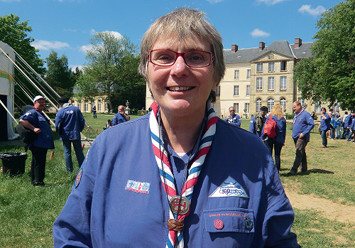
[{"x1": 0, "y1": 114, "x2": 354, "y2": 247}]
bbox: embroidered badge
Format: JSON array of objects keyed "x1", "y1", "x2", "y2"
[
  {"x1": 125, "y1": 180, "x2": 150, "y2": 194},
  {"x1": 209, "y1": 176, "x2": 248, "y2": 198},
  {"x1": 74, "y1": 168, "x2": 83, "y2": 188}
]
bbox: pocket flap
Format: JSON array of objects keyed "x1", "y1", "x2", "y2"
[{"x1": 204, "y1": 209, "x2": 254, "y2": 233}]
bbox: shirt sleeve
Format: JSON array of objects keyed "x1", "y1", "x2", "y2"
[
  {"x1": 302, "y1": 113, "x2": 315, "y2": 136},
  {"x1": 53, "y1": 141, "x2": 98, "y2": 247}
]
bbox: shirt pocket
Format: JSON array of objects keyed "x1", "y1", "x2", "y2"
[{"x1": 202, "y1": 208, "x2": 255, "y2": 247}]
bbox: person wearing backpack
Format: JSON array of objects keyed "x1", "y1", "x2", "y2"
[
  {"x1": 262, "y1": 104, "x2": 286, "y2": 171},
  {"x1": 255, "y1": 106, "x2": 268, "y2": 138}
]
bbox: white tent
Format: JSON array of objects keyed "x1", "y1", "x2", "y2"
[{"x1": 0, "y1": 41, "x2": 17, "y2": 140}]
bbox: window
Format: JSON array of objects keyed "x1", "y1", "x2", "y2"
[
  {"x1": 280, "y1": 76, "x2": 287, "y2": 90},
  {"x1": 256, "y1": 77, "x2": 262, "y2": 90},
  {"x1": 268, "y1": 62, "x2": 274, "y2": 72},
  {"x1": 246, "y1": 85, "x2": 250, "y2": 96},
  {"x1": 268, "y1": 77, "x2": 274, "y2": 90},
  {"x1": 98, "y1": 100, "x2": 101, "y2": 112},
  {"x1": 244, "y1": 103, "x2": 250, "y2": 113},
  {"x1": 280, "y1": 98, "x2": 286, "y2": 112},
  {"x1": 216, "y1": 86, "x2": 220, "y2": 96},
  {"x1": 247, "y1": 69, "x2": 251, "y2": 79},
  {"x1": 267, "y1": 98, "x2": 274, "y2": 112},
  {"x1": 234, "y1": 70, "x2": 239, "y2": 79},
  {"x1": 281, "y1": 61, "x2": 287, "y2": 71},
  {"x1": 256, "y1": 99, "x2": 262, "y2": 112},
  {"x1": 298, "y1": 97, "x2": 304, "y2": 107},
  {"x1": 233, "y1": 85, "x2": 239, "y2": 96},
  {"x1": 105, "y1": 103, "x2": 108, "y2": 112},
  {"x1": 234, "y1": 103, "x2": 239, "y2": 113},
  {"x1": 84, "y1": 101, "x2": 88, "y2": 112},
  {"x1": 257, "y1": 63, "x2": 263, "y2": 72}
]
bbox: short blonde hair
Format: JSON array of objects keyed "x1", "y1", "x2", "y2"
[
  {"x1": 139, "y1": 8, "x2": 225, "y2": 85},
  {"x1": 271, "y1": 104, "x2": 284, "y2": 119}
]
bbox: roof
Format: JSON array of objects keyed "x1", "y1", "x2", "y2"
[{"x1": 224, "y1": 40, "x2": 313, "y2": 64}]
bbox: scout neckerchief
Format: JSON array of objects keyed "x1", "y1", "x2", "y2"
[
  {"x1": 149, "y1": 101, "x2": 217, "y2": 248},
  {"x1": 293, "y1": 109, "x2": 304, "y2": 124}
]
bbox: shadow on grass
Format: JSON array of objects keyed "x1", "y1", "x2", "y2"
[{"x1": 280, "y1": 168, "x2": 334, "y2": 177}]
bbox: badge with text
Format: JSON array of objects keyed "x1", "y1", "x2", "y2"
[
  {"x1": 169, "y1": 196, "x2": 190, "y2": 215},
  {"x1": 209, "y1": 176, "x2": 248, "y2": 198},
  {"x1": 125, "y1": 179, "x2": 150, "y2": 194}
]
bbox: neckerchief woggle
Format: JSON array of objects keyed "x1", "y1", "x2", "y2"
[{"x1": 149, "y1": 101, "x2": 217, "y2": 248}]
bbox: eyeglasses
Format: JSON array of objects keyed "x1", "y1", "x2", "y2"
[{"x1": 149, "y1": 49, "x2": 213, "y2": 68}]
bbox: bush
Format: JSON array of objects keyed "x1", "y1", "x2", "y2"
[{"x1": 285, "y1": 113, "x2": 295, "y2": 120}]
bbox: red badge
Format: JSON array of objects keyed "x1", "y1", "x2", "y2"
[
  {"x1": 214, "y1": 219, "x2": 224, "y2": 230},
  {"x1": 74, "y1": 168, "x2": 83, "y2": 188}
]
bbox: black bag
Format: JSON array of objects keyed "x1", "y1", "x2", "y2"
[{"x1": 16, "y1": 123, "x2": 37, "y2": 145}]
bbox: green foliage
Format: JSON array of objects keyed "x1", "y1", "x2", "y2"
[
  {"x1": 294, "y1": 0, "x2": 355, "y2": 110},
  {"x1": 45, "y1": 51, "x2": 75, "y2": 97},
  {"x1": 0, "y1": 14, "x2": 46, "y2": 106},
  {"x1": 75, "y1": 32, "x2": 145, "y2": 111}
]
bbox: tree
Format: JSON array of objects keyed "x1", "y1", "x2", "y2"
[
  {"x1": 76, "y1": 32, "x2": 145, "y2": 112},
  {"x1": 0, "y1": 14, "x2": 45, "y2": 105},
  {"x1": 295, "y1": 0, "x2": 355, "y2": 110},
  {"x1": 45, "y1": 51, "x2": 75, "y2": 97}
]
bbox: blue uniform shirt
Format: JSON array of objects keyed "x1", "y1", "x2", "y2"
[
  {"x1": 53, "y1": 114, "x2": 300, "y2": 248},
  {"x1": 249, "y1": 116, "x2": 256, "y2": 134},
  {"x1": 19, "y1": 109, "x2": 54, "y2": 149},
  {"x1": 320, "y1": 113, "x2": 331, "y2": 131},
  {"x1": 225, "y1": 114, "x2": 241, "y2": 128},
  {"x1": 55, "y1": 103, "x2": 85, "y2": 140},
  {"x1": 112, "y1": 112, "x2": 127, "y2": 125},
  {"x1": 292, "y1": 110, "x2": 314, "y2": 142}
]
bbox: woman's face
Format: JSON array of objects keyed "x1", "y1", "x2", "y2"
[{"x1": 147, "y1": 36, "x2": 216, "y2": 117}]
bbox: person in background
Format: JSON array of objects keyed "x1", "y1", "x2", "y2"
[
  {"x1": 55, "y1": 97, "x2": 86, "y2": 173},
  {"x1": 53, "y1": 8, "x2": 300, "y2": 247},
  {"x1": 347, "y1": 111, "x2": 355, "y2": 142},
  {"x1": 225, "y1": 106, "x2": 241, "y2": 127},
  {"x1": 341, "y1": 111, "x2": 349, "y2": 139},
  {"x1": 262, "y1": 104, "x2": 286, "y2": 171},
  {"x1": 255, "y1": 106, "x2": 268, "y2": 138},
  {"x1": 92, "y1": 105, "x2": 97, "y2": 119},
  {"x1": 330, "y1": 113, "x2": 336, "y2": 140},
  {"x1": 289, "y1": 101, "x2": 314, "y2": 175},
  {"x1": 249, "y1": 114, "x2": 256, "y2": 134},
  {"x1": 318, "y1": 107, "x2": 331, "y2": 148},
  {"x1": 106, "y1": 119, "x2": 112, "y2": 129},
  {"x1": 334, "y1": 113, "x2": 341, "y2": 139},
  {"x1": 19, "y1": 95, "x2": 54, "y2": 186},
  {"x1": 112, "y1": 105, "x2": 130, "y2": 125}
]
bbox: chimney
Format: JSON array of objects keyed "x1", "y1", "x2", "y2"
[
  {"x1": 231, "y1": 44, "x2": 238, "y2": 52},
  {"x1": 259, "y1": 42, "x2": 265, "y2": 51},
  {"x1": 295, "y1": 38, "x2": 302, "y2": 48}
]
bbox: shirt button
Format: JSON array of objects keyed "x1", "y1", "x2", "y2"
[{"x1": 214, "y1": 219, "x2": 224, "y2": 230}]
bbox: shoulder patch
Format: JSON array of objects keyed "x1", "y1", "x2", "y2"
[
  {"x1": 209, "y1": 176, "x2": 248, "y2": 198},
  {"x1": 74, "y1": 168, "x2": 83, "y2": 188}
]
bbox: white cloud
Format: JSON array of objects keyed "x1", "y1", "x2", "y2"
[
  {"x1": 71, "y1": 65, "x2": 85, "y2": 72},
  {"x1": 207, "y1": 0, "x2": 224, "y2": 4},
  {"x1": 251, "y1": 28, "x2": 270, "y2": 38},
  {"x1": 90, "y1": 29, "x2": 123, "y2": 40},
  {"x1": 80, "y1": 44, "x2": 93, "y2": 53},
  {"x1": 298, "y1": 5, "x2": 326, "y2": 16},
  {"x1": 257, "y1": 0, "x2": 286, "y2": 5},
  {"x1": 31, "y1": 40, "x2": 70, "y2": 50}
]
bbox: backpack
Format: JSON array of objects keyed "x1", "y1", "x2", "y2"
[{"x1": 263, "y1": 115, "x2": 277, "y2": 138}]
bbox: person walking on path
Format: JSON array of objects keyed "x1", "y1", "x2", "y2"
[
  {"x1": 92, "y1": 105, "x2": 97, "y2": 119},
  {"x1": 289, "y1": 101, "x2": 314, "y2": 175},
  {"x1": 262, "y1": 104, "x2": 286, "y2": 171},
  {"x1": 19, "y1": 95, "x2": 54, "y2": 186},
  {"x1": 318, "y1": 107, "x2": 331, "y2": 148},
  {"x1": 55, "y1": 97, "x2": 85, "y2": 173},
  {"x1": 255, "y1": 106, "x2": 268, "y2": 138}
]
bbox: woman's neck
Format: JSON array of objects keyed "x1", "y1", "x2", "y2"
[{"x1": 160, "y1": 108, "x2": 205, "y2": 153}]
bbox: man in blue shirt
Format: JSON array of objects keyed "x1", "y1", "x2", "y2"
[
  {"x1": 225, "y1": 106, "x2": 241, "y2": 127},
  {"x1": 318, "y1": 107, "x2": 331, "y2": 148},
  {"x1": 249, "y1": 114, "x2": 256, "y2": 134},
  {"x1": 347, "y1": 111, "x2": 355, "y2": 142},
  {"x1": 289, "y1": 101, "x2": 314, "y2": 175},
  {"x1": 55, "y1": 97, "x2": 86, "y2": 172},
  {"x1": 112, "y1": 105, "x2": 130, "y2": 126},
  {"x1": 19, "y1": 95, "x2": 54, "y2": 186}
]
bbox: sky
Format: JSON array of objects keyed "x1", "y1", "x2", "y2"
[{"x1": 0, "y1": 0, "x2": 343, "y2": 70}]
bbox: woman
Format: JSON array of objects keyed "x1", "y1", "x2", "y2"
[
  {"x1": 53, "y1": 8, "x2": 300, "y2": 248},
  {"x1": 262, "y1": 104, "x2": 286, "y2": 171}
]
